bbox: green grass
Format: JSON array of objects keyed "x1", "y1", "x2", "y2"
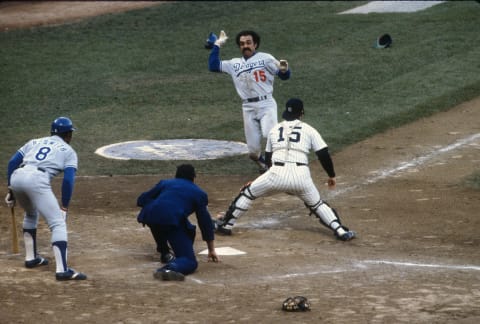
[{"x1": 1, "y1": 1, "x2": 480, "y2": 177}]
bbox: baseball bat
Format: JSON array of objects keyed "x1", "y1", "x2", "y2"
[{"x1": 10, "y1": 207, "x2": 19, "y2": 254}]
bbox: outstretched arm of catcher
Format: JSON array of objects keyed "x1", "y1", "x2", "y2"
[
  {"x1": 265, "y1": 151, "x2": 273, "y2": 168},
  {"x1": 315, "y1": 147, "x2": 336, "y2": 188}
]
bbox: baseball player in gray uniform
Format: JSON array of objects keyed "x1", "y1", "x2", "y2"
[
  {"x1": 208, "y1": 30, "x2": 291, "y2": 173},
  {"x1": 214, "y1": 98, "x2": 356, "y2": 241},
  {"x1": 5, "y1": 117, "x2": 87, "y2": 280}
]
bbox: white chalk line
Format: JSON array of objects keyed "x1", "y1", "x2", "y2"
[
  {"x1": 188, "y1": 259, "x2": 480, "y2": 284},
  {"x1": 329, "y1": 133, "x2": 480, "y2": 198},
  {"x1": 235, "y1": 132, "x2": 480, "y2": 229},
  {"x1": 363, "y1": 260, "x2": 480, "y2": 271}
]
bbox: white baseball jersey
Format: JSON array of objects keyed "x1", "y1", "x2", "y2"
[
  {"x1": 218, "y1": 117, "x2": 353, "y2": 239},
  {"x1": 18, "y1": 135, "x2": 78, "y2": 179},
  {"x1": 220, "y1": 52, "x2": 280, "y2": 100},
  {"x1": 266, "y1": 120, "x2": 328, "y2": 165},
  {"x1": 235, "y1": 119, "x2": 330, "y2": 208},
  {"x1": 10, "y1": 135, "x2": 77, "y2": 243}
]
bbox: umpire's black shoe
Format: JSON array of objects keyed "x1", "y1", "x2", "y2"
[
  {"x1": 161, "y1": 252, "x2": 175, "y2": 264},
  {"x1": 56, "y1": 268, "x2": 87, "y2": 281},
  {"x1": 153, "y1": 268, "x2": 185, "y2": 281},
  {"x1": 25, "y1": 256, "x2": 49, "y2": 268}
]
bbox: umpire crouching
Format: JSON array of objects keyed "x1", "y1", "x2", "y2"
[{"x1": 137, "y1": 164, "x2": 219, "y2": 281}]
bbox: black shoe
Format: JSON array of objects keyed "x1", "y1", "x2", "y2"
[
  {"x1": 25, "y1": 256, "x2": 49, "y2": 268},
  {"x1": 212, "y1": 217, "x2": 233, "y2": 235},
  {"x1": 56, "y1": 268, "x2": 87, "y2": 281},
  {"x1": 153, "y1": 268, "x2": 185, "y2": 281},
  {"x1": 215, "y1": 225, "x2": 232, "y2": 236},
  {"x1": 161, "y1": 252, "x2": 175, "y2": 264}
]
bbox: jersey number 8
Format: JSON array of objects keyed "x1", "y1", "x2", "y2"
[{"x1": 35, "y1": 147, "x2": 52, "y2": 161}]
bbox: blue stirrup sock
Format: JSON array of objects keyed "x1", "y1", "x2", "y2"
[{"x1": 52, "y1": 241, "x2": 68, "y2": 273}]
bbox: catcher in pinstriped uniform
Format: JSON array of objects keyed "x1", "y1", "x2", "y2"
[{"x1": 213, "y1": 98, "x2": 356, "y2": 241}]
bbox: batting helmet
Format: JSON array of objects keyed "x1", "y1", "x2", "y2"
[{"x1": 51, "y1": 117, "x2": 76, "y2": 134}]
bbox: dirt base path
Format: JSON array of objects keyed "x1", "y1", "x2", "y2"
[
  {"x1": 0, "y1": 1, "x2": 163, "y2": 31},
  {"x1": 1, "y1": 3, "x2": 479, "y2": 323}
]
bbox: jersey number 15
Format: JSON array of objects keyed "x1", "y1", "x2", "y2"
[
  {"x1": 253, "y1": 70, "x2": 266, "y2": 82},
  {"x1": 277, "y1": 126, "x2": 301, "y2": 143}
]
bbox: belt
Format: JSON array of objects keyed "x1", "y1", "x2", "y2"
[
  {"x1": 274, "y1": 162, "x2": 307, "y2": 167},
  {"x1": 243, "y1": 95, "x2": 268, "y2": 103},
  {"x1": 19, "y1": 164, "x2": 46, "y2": 173}
]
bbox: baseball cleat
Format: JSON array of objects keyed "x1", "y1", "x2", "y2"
[
  {"x1": 56, "y1": 268, "x2": 87, "y2": 281},
  {"x1": 161, "y1": 252, "x2": 175, "y2": 264},
  {"x1": 154, "y1": 268, "x2": 185, "y2": 281},
  {"x1": 25, "y1": 256, "x2": 49, "y2": 268},
  {"x1": 215, "y1": 225, "x2": 232, "y2": 236},
  {"x1": 212, "y1": 217, "x2": 233, "y2": 235},
  {"x1": 336, "y1": 230, "x2": 356, "y2": 241}
]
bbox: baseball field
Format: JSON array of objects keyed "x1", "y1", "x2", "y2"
[{"x1": 1, "y1": 1, "x2": 479, "y2": 323}]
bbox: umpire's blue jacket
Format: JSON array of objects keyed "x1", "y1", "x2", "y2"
[{"x1": 137, "y1": 178, "x2": 214, "y2": 242}]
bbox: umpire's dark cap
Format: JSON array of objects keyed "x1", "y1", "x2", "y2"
[
  {"x1": 282, "y1": 98, "x2": 304, "y2": 121},
  {"x1": 175, "y1": 164, "x2": 196, "y2": 181}
]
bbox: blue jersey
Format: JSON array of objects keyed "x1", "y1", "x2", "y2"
[{"x1": 137, "y1": 178, "x2": 214, "y2": 241}]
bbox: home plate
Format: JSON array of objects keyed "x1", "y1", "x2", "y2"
[{"x1": 199, "y1": 247, "x2": 246, "y2": 256}]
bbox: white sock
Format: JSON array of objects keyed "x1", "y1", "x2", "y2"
[{"x1": 23, "y1": 232, "x2": 35, "y2": 261}]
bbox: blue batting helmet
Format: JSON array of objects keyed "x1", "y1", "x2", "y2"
[{"x1": 51, "y1": 117, "x2": 76, "y2": 134}]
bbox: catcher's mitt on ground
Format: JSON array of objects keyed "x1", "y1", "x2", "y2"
[{"x1": 282, "y1": 296, "x2": 311, "y2": 312}]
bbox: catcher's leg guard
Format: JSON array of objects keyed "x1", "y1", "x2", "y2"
[
  {"x1": 217, "y1": 184, "x2": 256, "y2": 233},
  {"x1": 306, "y1": 200, "x2": 349, "y2": 237}
]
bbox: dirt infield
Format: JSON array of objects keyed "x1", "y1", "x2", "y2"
[
  {"x1": 0, "y1": 1, "x2": 163, "y2": 31},
  {"x1": 1, "y1": 3, "x2": 479, "y2": 323}
]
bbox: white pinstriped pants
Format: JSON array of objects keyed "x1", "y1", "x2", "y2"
[
  {"x1": 250, "y1": 163, "x2": 320, "y2": 203},
  {"x1": 241, "y1": 163, "x2": 321, "y2": 215}
]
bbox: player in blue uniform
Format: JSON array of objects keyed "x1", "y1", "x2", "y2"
[
  {"x1": 5, "y1": 117, "x2": 86, "y2": 280},
  {"x1": 137, "y1": 164, "x2": 219, "y2": 281}
]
